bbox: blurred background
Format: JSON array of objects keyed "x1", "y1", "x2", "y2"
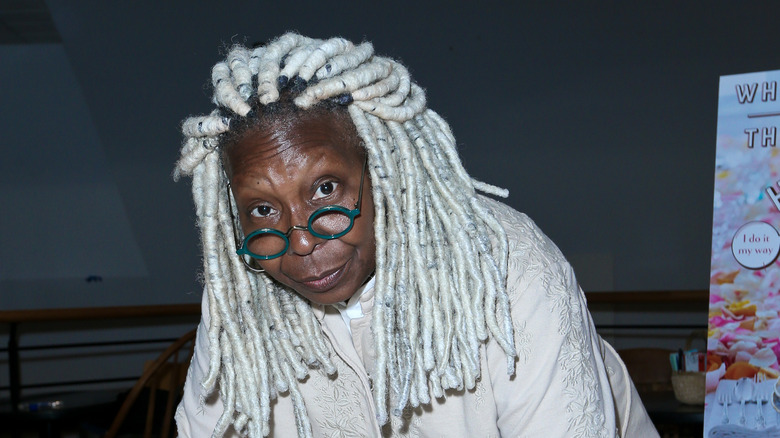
[
  {"x1": 1, "y1": 1, "x2": 778, "y2": 434},
  {"x1": 6, "y1": 1, "x2": 780, "y2": 307}
]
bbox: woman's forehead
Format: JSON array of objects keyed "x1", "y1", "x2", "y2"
[{"x1": 224, "y1": 112, "x2": 363, "y2": 178}]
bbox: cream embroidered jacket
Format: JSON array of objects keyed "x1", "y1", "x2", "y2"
[{"x1": 176, "y1": 198, "x2": 659, "y2": 437}]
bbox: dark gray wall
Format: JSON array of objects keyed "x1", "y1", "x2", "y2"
[{"x1": 3, "y1": 1, "x2": 779, "y2": 310}]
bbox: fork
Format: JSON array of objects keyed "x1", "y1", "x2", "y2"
[
  {"x1": 720, "y1": 386, "x2": 732, "y2": 424},
  {"x1": 755, "y1": 374, "x2": 767, "y2": 429},
  {"x1": 736, "y1": 377, "x2": 755, "y2": 426},
  {"x1": 756, "y1": 390, "x2": 766, "y2": 429}
]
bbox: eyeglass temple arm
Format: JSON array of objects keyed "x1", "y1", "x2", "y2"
[
  {"x1": 225, "y1": 182, "x2": 245, "y2": 250},
  {"x1": 355, "y1": 158, "x2": 367, "y2": 210}
]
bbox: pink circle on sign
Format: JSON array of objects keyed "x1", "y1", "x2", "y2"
[{"x1": 731, "y1": 221, "x2": 780, "y2": 269}]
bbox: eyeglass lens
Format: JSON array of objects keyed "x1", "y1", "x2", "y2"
[{"x1": 246, "y1": 210, "x2": 353, "y2": 257}]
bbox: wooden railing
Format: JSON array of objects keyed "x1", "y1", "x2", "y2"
[
  {"x1": 0, "y1": 303, "x2": 200, "y2": 324},
  {"x1": 586, "y1": 288, "x2": 709, "y2": 343},
  {"x1": 585, "y1": 289, "x2": 708, "y2": 304},
  {"x1": 0, "y1": 303, "x2": 201, "y2": 413},
  {"x1": 1, "y1": 290, "x2": 709, "y2": 412}
]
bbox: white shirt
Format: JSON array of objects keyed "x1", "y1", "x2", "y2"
[{"x1": 332, "y1": 275, "x2": 375, "y2": 334}]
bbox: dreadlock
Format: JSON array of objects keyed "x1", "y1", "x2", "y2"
[{"x1": 174, "y1": 32, "x2": 516, "y2": 437}]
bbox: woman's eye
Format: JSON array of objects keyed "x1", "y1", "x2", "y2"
[
  {"x1": 313, "y1": 181, "x2": 338, "y2": 200},
  {"x1": 250, "y1": 205, "x2": 273, "y2": 218}
]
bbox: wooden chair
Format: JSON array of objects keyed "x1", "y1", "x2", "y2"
[{"x1": 104, "y1": 328, "x2": 196, "y2": 438}]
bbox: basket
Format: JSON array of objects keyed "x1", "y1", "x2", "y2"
[{"x1": 671, "y1": 371, "x2": 705, "y2": 405}]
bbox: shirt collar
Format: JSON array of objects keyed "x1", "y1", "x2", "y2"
[{"x1": 332, "y1": 275, "x2": 375, "y2": 332}]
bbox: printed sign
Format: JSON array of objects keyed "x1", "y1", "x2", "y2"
[{"x1": 705, "y1": 70, "x2": 780, "y2": 433}]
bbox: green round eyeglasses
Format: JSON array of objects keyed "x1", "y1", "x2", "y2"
[{"x1": 227, "y1": 159, "x2": 367, "y2": 268}]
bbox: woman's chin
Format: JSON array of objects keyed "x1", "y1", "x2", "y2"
[{"x1": 299, "y1": 286, "x2": 358, "y2": 305}]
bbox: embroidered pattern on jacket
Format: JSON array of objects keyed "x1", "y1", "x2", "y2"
[
  {"x1": 310, "y1": 363, "x2": 369, "y2": 438},
  {"x1": 540, "y1": 265, "x2": 607, "y2": 437},
  {"x1": 488, "y1": 198, "x2": 607, "y2": 437}
]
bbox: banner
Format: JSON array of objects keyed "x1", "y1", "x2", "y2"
[{"x1": 705, "y1": 70, "x2": 780, "y2": 434}]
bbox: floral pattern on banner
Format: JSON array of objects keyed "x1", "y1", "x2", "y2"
[{"x1": 707, "y1": 69, "x2": 780, "y2": 397}]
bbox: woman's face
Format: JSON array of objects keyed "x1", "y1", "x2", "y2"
[{"x1": 224, "y1": 112, "x2": 376, "y2": 305}]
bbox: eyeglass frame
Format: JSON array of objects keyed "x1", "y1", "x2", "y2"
[{"x1": 226, "y1": 157, "x2": 368, "y2": 267}]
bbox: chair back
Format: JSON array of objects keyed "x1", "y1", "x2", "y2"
[{"x1": 105, "y1": 328, "x2": 196, "y2": 438}]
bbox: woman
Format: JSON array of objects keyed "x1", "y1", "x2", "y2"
[{"x1": 174, "y1": 33, "x2": 657, "y2": 437}]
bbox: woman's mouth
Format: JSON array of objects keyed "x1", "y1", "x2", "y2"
[{"x1": 298, "y1": 265, "x2": 346, "y2": 292}]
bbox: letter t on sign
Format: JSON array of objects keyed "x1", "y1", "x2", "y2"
[{"x1": 768, "y1": 181, "x2": 780, "y2": 212}]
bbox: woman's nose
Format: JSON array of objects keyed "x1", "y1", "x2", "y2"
[
  {"x1": 285, "y1": 209, "x2": 318, "y2": 256},
  {"x1": 287, "y1": 225, "x2": 317, "y2": 256}
]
